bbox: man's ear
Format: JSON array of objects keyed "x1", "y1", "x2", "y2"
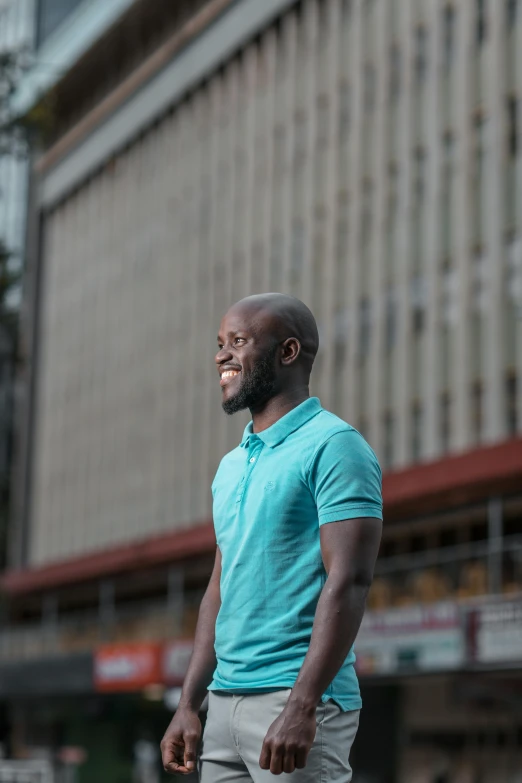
[{"x1": 280, "y1": 337, "x2": 301, "y2": 366}]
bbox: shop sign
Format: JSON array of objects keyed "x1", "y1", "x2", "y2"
[
  {"x1": 94, "y1": 643, "x2": 162, "y2": 692},
  {"x1": 355, "y1": 602, "x2": 465, "y2": 675},
  {"x1": 162, "y1": 639, "x2": 193, "y2": 685},
  {"x1": 473, "y1": 600, "x2": 522, "y2": 664}
]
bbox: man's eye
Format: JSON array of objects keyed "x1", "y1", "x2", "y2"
[{"x1": 234, "y1": 338, "x2": 245, "y2": 344}]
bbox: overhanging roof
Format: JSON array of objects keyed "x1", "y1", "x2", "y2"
[
  {"x1": 2, "y1": 523, "x2": 216, "y2": 596},
  {"x1": 31, "y1": 0, "x2": 301, "y2": 208},
  {"x1": 382, "y1": 436, "x2": 522, "y2": 520},
  {"x1": 11, "y1": 0, "x2": 138, "y2": 117}
]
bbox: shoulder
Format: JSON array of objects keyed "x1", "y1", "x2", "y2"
[
  {"x1": 309, "y1": 408, "x2": 357, "y2": 440},
  {"x1": 306, "y1": 409, "x2": 381, "y2": 474}
]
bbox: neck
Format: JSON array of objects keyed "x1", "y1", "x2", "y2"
[{"x1": 250, "y1": 386, "x2": 310, "y2": 433}]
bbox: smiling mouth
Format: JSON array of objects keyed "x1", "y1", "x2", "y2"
[{"x1": 220, "y1": 370, "x2": 241, "y2": 387}]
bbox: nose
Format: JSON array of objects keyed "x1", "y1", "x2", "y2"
[{"x1": 215, "y1": 345, "x2": 233, "y2": 365}]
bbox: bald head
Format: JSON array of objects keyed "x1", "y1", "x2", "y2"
[
  {"x1": 226, "y1": 293, "x2": 319, "y2": 374},
  {"x1": 216, "y1": 293, "x2": 319, "y2": 415}
]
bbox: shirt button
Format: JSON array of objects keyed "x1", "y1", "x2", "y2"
[{"x1": 250, "y1": 457, "x2": 256, "y2": 463}]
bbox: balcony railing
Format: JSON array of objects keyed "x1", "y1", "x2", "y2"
[
  {"x1": 1, "y1": 534, "x2": 521, "y2": 665},
  {"x1": 368, "y1": 533, "x2": 522, "y2": 611},
  {"x1": 0, "y1": 591, "x2": 204, "y2": 663}
]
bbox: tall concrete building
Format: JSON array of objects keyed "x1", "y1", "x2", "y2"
[{"x1": 1, "y1": 0, "x2": 521, "y2": 780}]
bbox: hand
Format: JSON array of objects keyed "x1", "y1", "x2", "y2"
[
  {"x1": 259, "y1": 699, "x2": 317, "y2": 775},
  {"x1": 161, "y1": 707, "x2": 202, "y2": 775}
]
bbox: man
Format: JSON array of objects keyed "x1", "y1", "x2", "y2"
[{"x1": 161, "y1": 293, "x2": 382, "y2": 781}]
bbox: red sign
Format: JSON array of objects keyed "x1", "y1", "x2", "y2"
[
  {"x1": 94, "y1": 643, "x2": 162, "y2": 692},
  {"x1": 57, "y1": 747, "x2": 88, "y2": 765}
]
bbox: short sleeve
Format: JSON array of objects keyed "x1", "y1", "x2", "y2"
[{"x1": 308, "y1": 430, "x2": 383, "y2": 525}]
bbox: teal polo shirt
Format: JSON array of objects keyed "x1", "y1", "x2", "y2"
[{"x1": 209, "y1": 397, "x2": 382, "y2": 711}]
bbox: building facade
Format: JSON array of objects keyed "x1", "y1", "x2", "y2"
[{"x1": 1, "y1": 0, "x2": 522, "y2": 780}]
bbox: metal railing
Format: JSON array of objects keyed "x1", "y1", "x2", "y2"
[
  {"x1": 1, "y1": 537, "x2": 521, "y2": 662},
  {"x1": 368, "y1": 533, "x2": 522, "y2": 611},
  {"x1": 0, "y1": 591, "x2": 204, "y2": 663}
]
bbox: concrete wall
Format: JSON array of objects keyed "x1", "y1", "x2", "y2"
[{"x1": 28, "y1": 0, "x2": 522, "y2": 565}]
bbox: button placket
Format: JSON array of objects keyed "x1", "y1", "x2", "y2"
[{"x1": 235, "y1": 442, "x2": 262, "y2": 503}]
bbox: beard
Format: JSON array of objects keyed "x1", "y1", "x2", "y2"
[{"x1": 222, "y1": 344, "x2": 278, "y2": 415}]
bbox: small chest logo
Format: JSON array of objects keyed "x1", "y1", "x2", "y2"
[{"x1": 264, "y1": 481, "x2": 276, "y2": 493}]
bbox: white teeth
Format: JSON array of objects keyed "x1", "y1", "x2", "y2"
[{"x1": 222, "y1": 370, "x2": 240, "y2": 378}]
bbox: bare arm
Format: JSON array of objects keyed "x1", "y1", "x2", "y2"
[
  {"x1": 161, "y1": 547, "x2": 222, "y2": 775},
  {"x1": 260, "y1": 518, "x2": 382, "y2": 775}
]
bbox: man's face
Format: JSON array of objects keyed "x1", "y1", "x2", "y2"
[{"x1": 216, "y1": 307, "x2": 279, "y2": 415}]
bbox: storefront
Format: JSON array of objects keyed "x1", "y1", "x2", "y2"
[
  {"x1": 0, "y1": 640, "x2": 197, "y2": 782},
  {"x1": 356, "y1": 596, "x2": 522, "y2": 783}
]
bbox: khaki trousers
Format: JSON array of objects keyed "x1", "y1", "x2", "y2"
[{"x1": 199, "y1": 690, "x2": 360, "y2": 783}]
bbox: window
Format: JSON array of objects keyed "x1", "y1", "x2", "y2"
[
  {"x1": 472, "y1": 116, "x2": 488, "y2": 245},
  {"x1": 411, "y1": 403, "x2": 423, "y2": 461},
  {"x1": 270, "y1": 232, "x2": 283, "y2": 289},
  {"x1": 333, "y1": 306, "x2": 350, "y2": 366},
  {"x1": 476, "y1": 0, "x2": 487, "y2": 45},
  {"x1": 413, "y1": 146, "x2": 426, "y2": 201},
  {"x1": 506, "y1": 100, "x2": 519, "y2": 229},
  {"x1": 385, "y1": 288, "x2": 397, "y2": 351},
  {"x1": 383, "y1": 411, "x2": 395, "y2": 469},
  {"x1": 507, "y1": 0, "x2": 518, "y2": 26},
  {"x1": 471, "y1": 380, "x2": 483, "y2": 442},
  {"x1": 339, "y1": 81, "x2": 351, "y2": 142},
  {"x1": 441, "y1": 264, "x2": 458, "y2": 326},
  {"x1": 386, "y1": 164, "x2": 399, "y2": 270},
  {"x1": 389, "y1": 45, "x2": 401, "y2": 102},
  {"x1": 342, "y1": 0, "x2": 352, "y2": 18},
  {"x1": 360, "y1": 183, "x2": 373, "y2": 251},
  {"x1": 291, "y1": 220, "x2": 304, "y2": 276},
  {"x1": 472, "y1": 249, "x2": 488, "y2": 313},
  {"x1": 443, "y1": 5, "x2": 455, "y2": 68},
  {"x1": 410, "y1": 275, "x2": 426, "y2": 333},
  {"x1": 506, "y1": 234, "x2": 522, "y2": 303},
  {"x1": 358, "y1": 415, "x2": 368, "y2": 441},
  {"x1": 37, "y1": 0, "x2": 84, "y2": 46},
  {"x1": 414, "y1": 25, "x2": 428, "y2": 84},
  {"x1": 507, "y1": 96, "x2": 519, "y2": 159},
  {"x1": 440, "y1": 392, "x2": 451, "y2": 453},
  {"x1": 363, "y1": 63, "x2": 376, "y2": 113},
  {"x1": 441, "y1": 133, "x2": 454, "y2": 261},
  {"x1": 506, "y1": 372, "x2": 518, "y2": 434},
  {"x1": 358, "y1": 298, "x2": 372, "y2": 358},
  {"x1": 387, "y1": 164, "x2": 399, "y2": 226}
]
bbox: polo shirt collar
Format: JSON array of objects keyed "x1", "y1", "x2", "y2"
[{"x1": 240, "y1": 397, "x2": 322, "y2": 449}]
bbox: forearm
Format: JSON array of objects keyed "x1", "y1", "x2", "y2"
[
  {"x1": 289, "y1": 576, "x2": 370, "y2": 710},
  {"x1": 178, "y1": 584, "x2": 220, "y2": 712}
]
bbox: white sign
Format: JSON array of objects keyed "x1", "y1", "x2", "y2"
[
  {"x1": 162, "y1": 640, "x2": 194, "y2": 684},
  {"x1": 356, "y1": 603, "x2": 465, "y2": 675},
  {"x1": 475, "y1": 601, "x2": 522, "y2": 664}
]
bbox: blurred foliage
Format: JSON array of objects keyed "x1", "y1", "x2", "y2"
[
  {"x1": 0, "y1": 240, "x2": 20, "y2": 341},
  {"x1": 0, "y1": 48, "x2": 30, "y2": 157},
  {"x1": 0, "y1": 241, "x2": 18, "y2": 571},
  {"x1": 0, "y1": 41, "x2": 38, "y2": 569},
  {"x1": 0, "y1": 46, "x2": 54, "y2": 157}
]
